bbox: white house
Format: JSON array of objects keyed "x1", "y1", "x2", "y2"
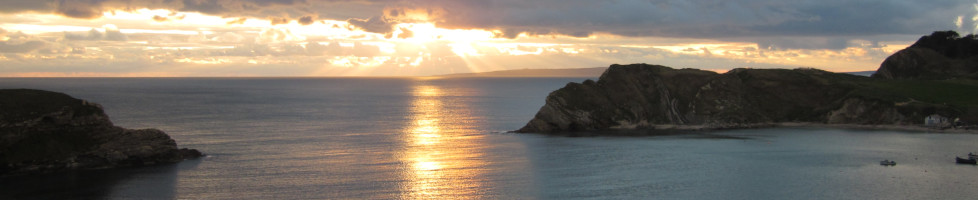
[{"x1": 925, "y1": 114, "x2": 948, "y2": 127}]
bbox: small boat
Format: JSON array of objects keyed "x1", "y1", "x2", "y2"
[
  {"x1": 956, "y1": 157, "x2": 977, "y2": 164},
  {"x1": 880, "y1": 160, "x2": 896, "y2": 166}
]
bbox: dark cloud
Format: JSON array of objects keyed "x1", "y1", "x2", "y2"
[
  {"x1": 269, "y1": 17, "x2": 289, "y2": 25},
  {"x1": 54, "y1": 0, "x2": 107, "y2": 19},
  {"x1": 298, "y1": 16, "x2": 315, "y2": 25},
  {"x1": 347, "y1": 16, "x2": 395, "y2": 34},
  {"x1": 0, "y1": 0, "x2": 316, "y2": 20},
  {"x1": 377, "y1": 0, "x2": 971, "y2": 49},
  {"x1": 4, "y1": 0, "x2": 965, "y2": 38},
  {"x1": 179, "y1": 0, "x2": 234, "y2": 15},
  {"x1": 756, "y1": 37, "x2": 850, "y2": 50},
  {"x1": 407, "y1": 0, "x2": 969, "y2": 39},
  {"x1": 0, "y1": 1, "x2": 50, "y2": 13}
]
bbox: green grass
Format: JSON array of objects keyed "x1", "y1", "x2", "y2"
[{"x1": 859, "y1": 79, "x2": 978, "y2": 107}]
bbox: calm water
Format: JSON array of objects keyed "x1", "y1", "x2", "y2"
[{"x1": 1, "y1": 77, "x2": 977, "y2": 199}]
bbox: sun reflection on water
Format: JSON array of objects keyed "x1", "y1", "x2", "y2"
[{"x1": 401, "y1": 83, "x2": 487, "y2": 199}]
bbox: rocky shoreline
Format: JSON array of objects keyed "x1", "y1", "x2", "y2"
[
  {"x1": 604, "y1": 122, "x2": 978, "y2": 133},
  {"x1": 530, "y1": 122, "x2": 978, "y2": 137},
  {"x1": 776, "y1": 123, "x2": 978, "y2": 134},
  {"x1": 515, "y1": 31, "x2": 978, "y2": 135},
  {"x1": 1, "y1": 89, "x2": 202, "y2": 177}
]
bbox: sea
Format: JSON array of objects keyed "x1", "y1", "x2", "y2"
[{"x1": 1, "y1": 77, "x2": 977, "y2": 199}]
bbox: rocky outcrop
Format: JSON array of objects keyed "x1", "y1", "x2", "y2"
[
  {"x1": 1, "y1": 89, "x2": 202, "y2": 176},
  {"x1": 516, "y1": 64, "x2": 973, "y2": 133},
  {"x1": 872, "y1": 31, "x2": 978, "y2": 80}
]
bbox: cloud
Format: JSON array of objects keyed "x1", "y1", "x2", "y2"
[
  {"x1": 0, "y1": 1, "x2": 50, "y2": 13},
  {"x1": 220, "y1": 43, "x2": 274, "y2": 57},
  {"x1": 397, "y1": 27, "x2": 413, "y2": 39},
  {"x1": 152, "y1": 12, "x2": 185, "y2": 22},
  {"x1": 755, "y1": 37, "x2": 850, "y2": 50},
  {"x1": 351, "y1": 42, "x2": 381, "y2": 57},
  {"x1": 226, "y1": 17, "x2": 247, "y2": 25},
  {"x1": 257, "y1": 28, "x2": 303, "y2": 43},
  {"x1": 64, "y1": 29, "x2": 103, "y2": 40},
  {"x1": 179, "y1": 0, "x2": 228, "y2": 14},
  {"x1": 423, "y1": 0, "x2": 967, "y2": 38},
  {"x1": 298, "y1": 16, "x2": 315, "y2": 25},
  {"x1": 305, "y1": 42, "x2": 343, "y2": 56},
  {"x1": 210, "y1": 32, "x2": 248, "y2": 43},
  {"x1": 153, "y1": 15, "x2": 168, "y2": 22},
  {"x1": 55, "y1": 0, "x2": 106, "y2": 19},
  {"x1": 269, "y1": 17, "x2": 289, "y2": 25},
  {"x1": 0, "y1": 28, "x2": 49, "y2": 53},
  {"x1": 0, "y1": 0, "x2": 967, "y2": 77},
  {"x1": 0, "y1": 40, "x2": 46, "y2": 53},
  {"x1": 64, "y1": 25, "x2": 128, "y2": 41},
  {"x1": 1, "y1": 1, "x2": 968, "y2": 44},
  {"x1": 383, "y1": 0, "x2": 972, "y2": 48},
  {"x1": 347, "y1": 16, "x2": 396, "y2": 34}
]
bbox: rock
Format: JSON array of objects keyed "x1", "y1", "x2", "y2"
[
  {"x1": 872, "y1": 30, "x2": 978, "y2": 80},
  {"x1": 0, "y1": 89, "x2": 202, "y2": 176},
  {"x1": 516, "y1": 64, "x2": 975, "y2": 134},
  {"x1": 826, "y1": 98, "x2": 905, "y2": 124}
]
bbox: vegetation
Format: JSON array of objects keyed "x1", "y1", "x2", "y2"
[
  {"x1": 859, "y1": 79, "x2": 978, "y2": 107},
  {"x1": 518, "y1": 63, "x2": 978, "y2": 133},
  {"x1": 909, "y1": 30, "x2": 978, "y2": 59}
]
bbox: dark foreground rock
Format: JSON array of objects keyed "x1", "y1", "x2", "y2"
[
  {"x1": 516, "y1": 64, "x2": 978, "y2": 133},
  {"x1": 1, "y1": 89, "x2": 202, "y2": 176}
]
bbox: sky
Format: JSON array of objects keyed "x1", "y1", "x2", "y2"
[{"x1": 1, "y1": 0, "x2": 977, "y2": 77}]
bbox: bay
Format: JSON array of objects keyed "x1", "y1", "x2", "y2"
[{"x1": 1, "y1": 77, "x2": 977, "y2": 199}]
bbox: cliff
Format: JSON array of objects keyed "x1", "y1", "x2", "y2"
[
  {"x1": 872, "y1": 31, "x2": 978, "y2": 80},
  {"x1": 516, "y1": 64, "x2": 978, "y2": 133},
  {"x1": 0, "y1": 89, "x2": 202, "y2": 176}
]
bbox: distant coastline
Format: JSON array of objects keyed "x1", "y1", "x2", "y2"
[
  {"x1": 434, "y1": 67, "x2": 607, "y2": 78},
  {"x1": 843, "y1": 71, "x2": 875, "y2": 77},
  {"x1": 777, "y1": 123, "x2": 978, "y2": 133}
]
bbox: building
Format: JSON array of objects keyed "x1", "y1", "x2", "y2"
[{"x1": 925, "y1": 114, "x2": 949, "y2": 127}]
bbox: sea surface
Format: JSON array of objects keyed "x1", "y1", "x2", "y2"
[{"x1": 1, "y1": 77, "x2": 977, "y2": 199}]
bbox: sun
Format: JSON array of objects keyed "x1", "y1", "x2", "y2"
[
  {"x1": 394, "y1": 23, "x2": 495, "y2": 43},
  {"x1": 391, "y1": 23, "x2": 494, "y2": 58}
]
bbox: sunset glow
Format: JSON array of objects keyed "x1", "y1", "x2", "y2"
[{"x1": 1, "y1": 1, "x2": 974, "y2": 76}]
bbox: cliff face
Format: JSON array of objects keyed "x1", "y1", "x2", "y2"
[
  {"x1": 0, "y1": 89, "x2": 202, "y2": 176},
  {"x1": 517, "y1": 64, "x2": 973, "y2": 133},
  {"x1": 873, "y1": 31, "x2": 978, "y2": 80}
]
